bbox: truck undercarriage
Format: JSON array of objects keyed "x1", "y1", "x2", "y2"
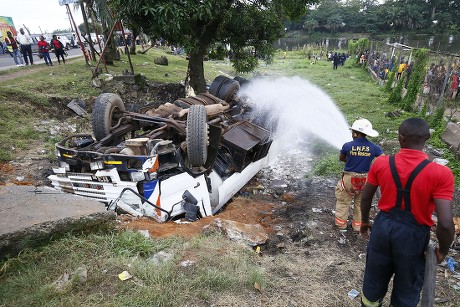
[{"x1": 49, "y1": 76, "x2": 274, "y2": 222}]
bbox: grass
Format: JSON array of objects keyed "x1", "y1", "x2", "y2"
[
  {"x1": 1, "y1": 46, "x2": 459, "y2": 305},
  {"x1": 0, "y1": 230, "x2": 262, "y2": 306}
]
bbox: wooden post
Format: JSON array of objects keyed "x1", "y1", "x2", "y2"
[
  {"x1": 120, "y1": 21, "x2": 134, "y2": 75},
  {"x1": 66, "y1": 4, "x2": 89, "y2": 66},
  {"x1": 80, "y1": 1, "x2": 96, "y2": 62}
]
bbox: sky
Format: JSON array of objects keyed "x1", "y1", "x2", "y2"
[{"x1": 2, "y1": 0, "x2": 83, "y2": 34}]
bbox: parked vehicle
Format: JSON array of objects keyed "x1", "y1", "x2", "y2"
[
  {"x1": 56, "y1": 35, "x2": 71, "y2": 50},
  {"x1": 48, "y1": 76, "x2": 275, "y2": 222}
]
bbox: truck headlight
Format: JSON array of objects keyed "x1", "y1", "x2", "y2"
[
  {"x1": 58, "y1": 161, "x2": 70, "y2": 171},
  {"x1": 130, "y1": 171, "x2": 145, "y2": 182},
  {"x1": 90, "y1": 161, "x2": 104, "y2": 170}
]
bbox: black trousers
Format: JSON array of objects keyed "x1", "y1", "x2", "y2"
[
  {"x1": 362, "y1": 209, "x2": 429, "y2": 307},
  {"x1": 20, "y1": 44, "x2": 33, "y2": 65}
]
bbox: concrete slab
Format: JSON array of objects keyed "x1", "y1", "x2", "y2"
[
  {"x1": 442, "y1": 122, "x2": 460, "y2": 158},
  {"x1": 0, "y1": 185, "x2": 115, "y2": 257}
]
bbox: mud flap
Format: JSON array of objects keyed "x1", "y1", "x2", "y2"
[
  {"x1": 183, "y1": 202, "x2": 199, "y2": 221},
  {"x1": 182, "y1": 190, "x2": 199, "y2": 221}
]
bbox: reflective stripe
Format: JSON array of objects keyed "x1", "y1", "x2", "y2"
[
  {"x1": 335, "y1": 217, "x2": 347, "y2": 227},
  {"x1": 352, "y1": 220, "x2": 362, "y2": 227},
  {"x1": 361, "y1": 293, "x2": 382, "y2": 307},
  {"x1": 352, "y1": 220, "x2": 361, "y2": 231}
]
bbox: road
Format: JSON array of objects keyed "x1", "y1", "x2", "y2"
[{"x1": 0, "y1": 47, "x2": 86, "y2": 71}]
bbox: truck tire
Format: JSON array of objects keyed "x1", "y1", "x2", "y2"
[
  {"x1": 92, "y1": 93, "x2": 125, "y2": 141},
  {"x1": 186, "y1": 105, "x2": 208, "y2": 167},
  {"x1": 209, "y1": 75, "x2": 240, "y2": 103}
]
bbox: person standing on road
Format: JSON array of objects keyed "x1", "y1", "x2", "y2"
[
  {"x1": 360, "y1": 117, "x2": 455, "y2": 307},
  {"x1": 4, "y1": 31, "x2": 24, "y2": 66},
  {"x1": 335, "y1": 118, "x2": 383, "y2": 231},
  {"x1": 37, "y1": 36, "x2": 53, "y2": 66},
  {"x1": 50, "y1": 35, "x2": 65, "y2": 64},
  {"x1": 16, "y1": 28, "x2": 34, "y2": 65}
]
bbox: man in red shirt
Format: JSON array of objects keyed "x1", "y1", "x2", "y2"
[{"x1": 359, "y1": 118, "x2": 455, "y2": 307}]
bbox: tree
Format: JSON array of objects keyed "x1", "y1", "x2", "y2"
[{"x1": 110, "y1": 0, "x2": 319, "y2": 94}]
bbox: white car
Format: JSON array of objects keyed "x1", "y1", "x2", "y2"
[
  {"x1": 48, "y1": 76, "x2": 275, "y2": 222},
  {"x1": 56, "y1": 35, "x2": 71, "y2": 50}
]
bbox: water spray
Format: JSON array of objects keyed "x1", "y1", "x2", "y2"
[{"x1": 240, "y1": 76, "x2": 352, "y2": 150}]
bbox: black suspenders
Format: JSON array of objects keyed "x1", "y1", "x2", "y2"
[{"x1": 389, "y1": 155, "x2": 430, "y2": 212}]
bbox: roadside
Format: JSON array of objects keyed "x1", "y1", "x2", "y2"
[{"x1": 0, "y1": 49, "x2": 83, "y2": 72}]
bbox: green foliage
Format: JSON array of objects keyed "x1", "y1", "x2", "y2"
[
  {"x1": 110, "y1": 0, "x2": 318, "y2": 91},
  {"x1": 348, "y1": 38, "x2": 369, "y2": 63},
  {"x1": 312, "y1": 153, "x2": 343, "y2": 177},
  {"x1": 384, "y1": 60, "x2": 398, "y2": 92},
  {"x1": 428, "y1": 105, "x2": 446, "y2": 131},
  {"x1": 388, "y1": 78, "x2": 404, "y2": 106},
  {"x1": 290, "y1": 0, "x2": 460, "y2": 34},
  {"x1": 400, "y1": 49, "x2": 429, "y2": 111},
  {"x1": 232, "y1": 51, "x2": 259, "y2": 73},
  {"x1": 110, "y1": 230, "x2": 156, "y2": 257},
  {"x1": 208, "y1": 44, "x2": 227, "y2": 60},
  {"x1": 418, "y1": 102, "x2": 429, "y2": 118}
]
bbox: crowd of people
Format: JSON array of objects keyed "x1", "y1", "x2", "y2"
[
  {"x1": 358, "y1": 50, "x2": 460, "y2": 101},
  {"x1": 2, "y1": 28, "x2": 67, "y2": 67}
]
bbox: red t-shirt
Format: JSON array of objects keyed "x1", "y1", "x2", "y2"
[
  {"x1": 37, "y1": 40, "x2": 49, "y2": 52},
  {"x1": 367, "y1": 149, "x2": 454, "y2": 226}
]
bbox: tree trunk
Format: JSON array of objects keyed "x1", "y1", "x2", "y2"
[{"x1": 187, "y1": 48, "x2": 207, "y2": 94}]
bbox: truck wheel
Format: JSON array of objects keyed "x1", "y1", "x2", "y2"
[
  {"x1": 92, "y1": 93, "x2": 125, "y2": 141},
  {"x1": 186, "y1": 105, "x2": 208, "y2": 167},
  {"x1": 209, "y1": 75, "x2": 240, "y2": 103}
]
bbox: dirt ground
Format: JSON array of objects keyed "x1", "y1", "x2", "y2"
[
  {"x1": 3, "y1": 137, "x2": 460, "y2": 305},
  {"x1": 2, "y1": 75, "x2": 460, "y2": 305}
]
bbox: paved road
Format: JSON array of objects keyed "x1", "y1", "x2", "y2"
[{"x1": 0, "y1": 47, "x2": 85, "y2": 71}]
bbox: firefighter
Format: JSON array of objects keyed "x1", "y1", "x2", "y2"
[
  {"x1": 360, "y1": 118, "x2": 455, "y2": 306},
  {"x1": 335, "y1": 118, "x2": 383, "y2": 231}
]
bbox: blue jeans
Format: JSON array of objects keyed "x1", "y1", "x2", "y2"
[
  {"x1": 12, "y1": 48, "x2": 24, "y2": 65},
  {"x1": 42, "y1": 52, "x2": 52, "y2": 65}
]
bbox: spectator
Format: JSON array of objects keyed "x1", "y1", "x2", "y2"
[
  {"x1": 16, "y1": 28, "x2": 34, "y2": 65},
  {"x1": 397, "y1": 61, "x2": 406, "y2": 80},
  {"x1": 50, "y1": 35, "x2": 66, "y2": 64},
  {"x1": 37, "y1": 35, "x2": 53, "y2": 66},
  {"x1": 4, "y1": 31, "x2": 24, "y2": 66}
]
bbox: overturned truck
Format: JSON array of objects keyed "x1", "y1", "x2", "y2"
[{"x1": 49, "y1": 76, "x2": 274, "y2": 222}]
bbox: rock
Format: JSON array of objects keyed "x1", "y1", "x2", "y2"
[
  {"x1": 281, "y1": 192, "x2": 295, "y2": 202},
  {"x1": 148, "y1": 251, "x2": 174, "y2": 264},
  {"x1": 73, "y1": 266, "x2": 88, "y2": 284},
  {"x1": 202, "y1": 218, "x2": 268, "y2": 247},
  {"x1": 386, "y1": 110, "x2": 402, "y2": 118},
  {"x1": 179, "y1": 260, "x2": 195, "y2": 267},
  {"x1": 137, "y1": 229, "x2": 150, "y2": 239},
  {"x1": 154, "y1": 56, "x2": 168, "y2": 66},
  {"x1": 442, "y1": 122, "x2": 460, "y2": 158}
]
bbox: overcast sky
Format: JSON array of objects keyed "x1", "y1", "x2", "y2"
[{"x1": 2, "y1": 0, "x2": 83, "y2": 34}]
